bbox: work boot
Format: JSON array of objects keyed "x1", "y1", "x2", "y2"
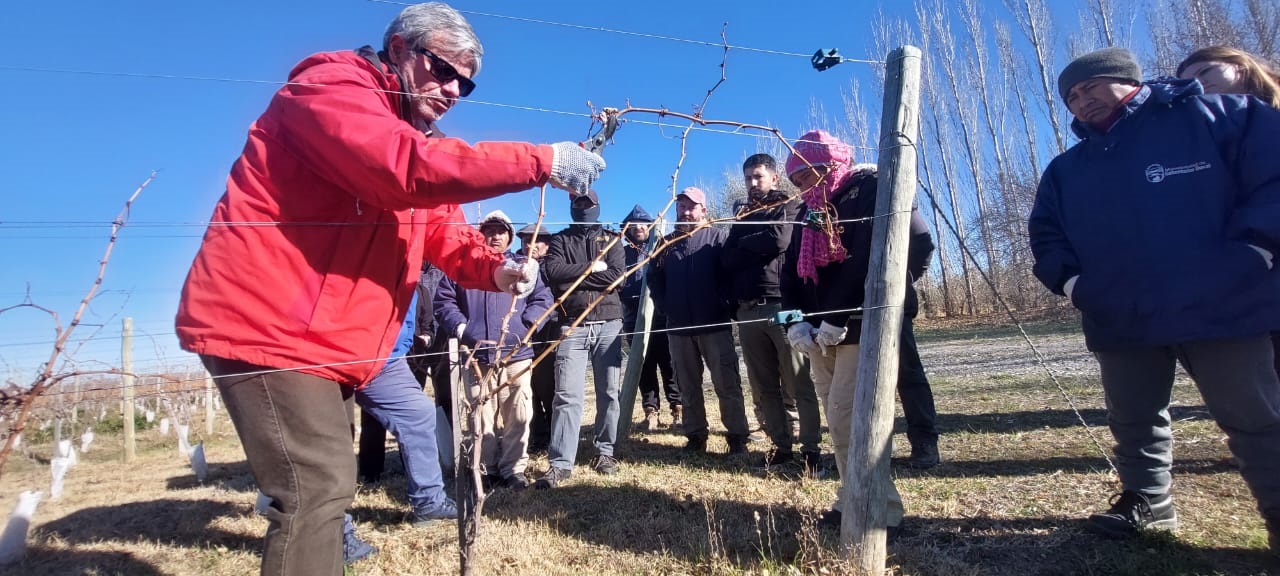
[
  {"x1": 758, "y1": 447, "x2": 795, "y2": 469},
  {"x1": 590, "y1": 453, "x2": 620, "y2": 475},
  {"x1": 683, "y1": 434, "x2": 707, "y2": 454},
  {"x1": 907, "y1": 439, "x2": 940, "y2": 469},
  {"x1": 670, "y1": 405, "x2": 684, "y2": 429},
  {"x1": 726, "y1": 434, "x2": 750, "y2": 456},
  {"x1": 642, "y1": 407, "x2": 660, "y2": 432},
  {"x1": 801, "y1": 450, "x2": 823, "y2": 479},
  {"x1": 534, "y1": 466, "x2": 572, "y2": 490},
  {"x1": 1086, "y1": 490, "x2": 1177, "y2": 539}
]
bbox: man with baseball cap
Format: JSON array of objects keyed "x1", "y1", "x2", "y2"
[
  {"x1": 648, "y1": 187, "x2": 751, "y2": 455},
  {"x1": 1030, "y1": 47, "x2": 1280, "y2": 547}
]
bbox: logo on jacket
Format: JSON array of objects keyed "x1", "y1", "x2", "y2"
[{"x1": 1145, "y1": 162, "x2": 1211, "y2": 183}]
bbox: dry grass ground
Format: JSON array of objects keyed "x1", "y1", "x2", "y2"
[{"x1": 0, "y1": 319, "x2": 1276, "y2": 575}]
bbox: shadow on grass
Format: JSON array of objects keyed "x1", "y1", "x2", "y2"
[
  {"x1": 165, "y1": 459, "x2": 255, "y2": 492},
  {"x1": 895, "y1": 454, "x2": 1236, "y2": 479},
  {"x1": 934, "y1": 405, "x2": 1212, "y2": 434},
  {"x1": 483, "y1": 483, "x2": 814, "y2": 568},
  {"x1": 896, "y1": 515, "x2": 1277, "y2": 576},
  {"x1": 36, "y1": 498, "x2": 257, "y2": 551},
  {"x1": 1, "y1": 548, "x2": 167, "y2": 576}
]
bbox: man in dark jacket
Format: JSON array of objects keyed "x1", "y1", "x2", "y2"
[
  {"x1": 516, "y1": 223, "x2": 558, "y2": 454},
  {"x1": 649, "y1": 187, "x2": 751, "y2": 455},
  {"x1": 621, "y1": 204, "x2": 682, "y2": 430},
  {"x1": 434, "y1": 211, "x2": 553, "y2": 490},
  {"x1": 1030, "y1": 47, "x2": 1280, "y2": 546},
  {"x1": 536, "y1": 190, "x2": 627, "y2": 487},
  {"x1": 723, "y1": 154, "x2": 822, "y2": 471},
  {"x1": 780, "y1": 130, "x2": 916, "y2": 532}
]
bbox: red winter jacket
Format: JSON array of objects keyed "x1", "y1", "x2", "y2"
[{"x1": 176, "y1": 49, "x2": 554, "y2": 386}]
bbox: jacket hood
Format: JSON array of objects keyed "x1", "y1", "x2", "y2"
[
  {"x1": 1069, "y1": 80, "x2": 1203, "y2": 140},
  {"x1": 623, "y1": 204, "x2": 654, "y2": 223}
]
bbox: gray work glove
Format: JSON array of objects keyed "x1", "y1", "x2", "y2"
[
  {"x1": 549, "y1": 142, "x2": 606, "y2": 196},
  {"x1": 786, "y1": 322, "x2": 820, "y2": 357},
  {"x1": 493, "y1": 256, "x2": 539, "y2": 298}
]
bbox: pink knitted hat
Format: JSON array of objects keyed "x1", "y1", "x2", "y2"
[{"x1": 785, "y1": 129, "x2": 854, "y2": 177}]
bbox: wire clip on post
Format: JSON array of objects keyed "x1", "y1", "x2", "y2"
[
  {"x1": 770, "y1": 309, "x2": 804, "y2": 326},
  {"x1": 811, "y1": 48, "x2": 843, "y2": 72}
]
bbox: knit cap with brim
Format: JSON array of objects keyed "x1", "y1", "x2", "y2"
[
  {"x1": 1057, "y1": 47, "x2": 1142, "y2": 103},
  {"x1": 479, "y1": 210, "x2": 514, "y2": 237}
]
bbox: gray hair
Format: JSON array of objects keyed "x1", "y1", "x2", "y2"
[{"x1": 383, "y1": 2, "x2": 484, "y2": 75}]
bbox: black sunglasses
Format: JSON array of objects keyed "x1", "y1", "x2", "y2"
[{"x1": 415, "y1": 46, "x2": 476, "y2": 98}]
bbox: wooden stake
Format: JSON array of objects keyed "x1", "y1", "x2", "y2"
[
  {"x1": 122, "y1": 317, "x2": 136, "y2": 463},
  {"x1": 843, "y1": 45, "x2": 922, "y2": 574}
]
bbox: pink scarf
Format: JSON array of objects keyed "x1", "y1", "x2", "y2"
[{"x1": 796, "y1": 164, "x2": 856, "y2": 284}]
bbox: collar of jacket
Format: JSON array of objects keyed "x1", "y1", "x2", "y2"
[{"x1": 1069, "y1": 79, "x2": 1202, "y2": 140}]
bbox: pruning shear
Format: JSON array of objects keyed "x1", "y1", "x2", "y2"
[{"x1": 582, "y1": 108, "x2": 620, "y2": 155}]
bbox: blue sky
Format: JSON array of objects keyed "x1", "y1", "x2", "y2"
[{"x1": 0, "y1": 0, "x2": 1075, "y2": 379}]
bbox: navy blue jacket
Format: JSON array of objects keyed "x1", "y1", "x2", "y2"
[
  {"x1": 434, "y1": 253, "x2": 554, "y2": 365},
  {"x1": 1029, "y1": 79, "x2": 1280, "y2": 351},
  {"x1": 648, "y1": 225, "x2": 732, "y2": 335}
]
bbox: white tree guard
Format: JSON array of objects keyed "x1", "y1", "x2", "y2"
[
  {"x1": 11, "y1": 434, "x2": 20, "y2": 450},
  {"x1": 49, "y1": 458, "x2": 69, "y2": 500},
  {"x1": 144, "y1": 410, "x2": 155, "y2": 424},
  {"x1": 159, "y1": 418, "x2": 170, "y2": 436},
  {"x1": 0, "y1": 490, "x2": 42, "y2": 565},
  {"x1": 176, "y1": 424, "x2": 190, "y2": 457},
  {"x1": 56, "y1": 441, "x2": 77, "y2": 467},
  {"x1": 189, "y1": 443, "x2": 208, "y2": 482},
  {"x1": 80, "y1": 429, "x2": 94, "y2": 453}
]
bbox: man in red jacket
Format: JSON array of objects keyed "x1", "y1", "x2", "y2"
[{"x1": 174, "y1": 3, "x2": 604, "y2": 574}]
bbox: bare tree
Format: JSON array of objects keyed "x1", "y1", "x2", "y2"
[{"x1": 1006, "y1": 0, "x2": 1070, "y2": 154}]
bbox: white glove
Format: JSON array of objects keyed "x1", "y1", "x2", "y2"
[
  {"x1": 455, "y1": 323, "x2": 467, "y2": 339},
  {"x1": 590, "y1": 260, "x2": 607, "y2": 273},
  {"x1": 814, "y1": 321, "x2": 848, "y2": 349},
  {"x1": 786, "y1": 322, "x2": 820, "y2": 357},
  {"x1": 1250, "y1": 245, "x2": 1274, "y2": 270},
  {"x1": 1063, "y1": 275, "x2": 1079, "y2": 304},
  {"x1": 493, "y1": 256, "x2": 539, "y2": 298},
  {"x1": 549, "y1": 142, "x2": 606, "y2": 195}
]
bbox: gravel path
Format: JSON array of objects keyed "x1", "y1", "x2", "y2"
[{"x1": 918, "y1": 330, "x2": 1098, "y2": 379}]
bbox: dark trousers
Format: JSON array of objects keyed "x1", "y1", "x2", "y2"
[
  {"x1": 528, "y1": 326, "x2": 558, "y2": 450},
  {"x1": 204, "y1": 356, "x2": 355, "y2": 576},
  {"x1": 357, "y1": 411, "x2": 386, "y2": 483},
  {"x1": 636, "y1": 330, "x2": 681, "y2": 412},
  {"x1": 898, "y1": 317, "x2": 938, "y2": 446}
]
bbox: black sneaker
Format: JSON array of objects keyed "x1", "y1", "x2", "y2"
[
  {"x1": 818, "y1": 508, "x2": 841, "y2": 531},
  {"x1": 759, "y1": 448, "x2": 795, "y2": 469},
  {"x1": 726, "y1": 435, "x2": 749, "y2": 456},
  {"x1": 590, "y1": 454, "x2": 619, "y2": 475},
  {"x1": 501, "y1": 472, "x2": 530, "y2": 490},
  {"x1": 683, "y1": 435, "x2": 708, "y2": 454},
  {"x1": 801, "y1": 451, "x2": 823, "y2": 479},
  {"x1": 1086, "y1": 490, "x2": 1177, "y2": 539},
  {"x1": 534, "y1": 466, "x2": 572, "y2": 490},
  {"x1": 906, "y1": 440, "x2": 940, "y2": 469}
]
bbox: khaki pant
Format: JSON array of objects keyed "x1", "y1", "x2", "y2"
[
  {"x1": 465, "y1": 359, "x2": 533, "y2": 477},
  {"x1": 808, "y1": 344, "x2": 904, "y2": 526}
]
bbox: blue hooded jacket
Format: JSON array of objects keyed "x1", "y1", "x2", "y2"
[
  {"x1": 621, "y1": 204, "x2": 660, "y2": 331},
  {"x1": 1029, "y1": 79, "x2": 1280, "y2": 351},
  {"x1": 433, "y1": 253, "x2": 554, "y2": 365}
]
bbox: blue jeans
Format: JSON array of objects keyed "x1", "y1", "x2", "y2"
[
  {"x1": 548, "y1": 319, "x2": 623, "y2": 470},
  {"x1": 355, "y1": 358, "x2": 449, "y2": 514}
]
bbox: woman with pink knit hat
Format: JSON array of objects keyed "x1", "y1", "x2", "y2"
[{"x1": 779, "y1": 129, "x2": 933, "y2": 534}]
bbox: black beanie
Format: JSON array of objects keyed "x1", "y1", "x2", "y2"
[{"x1": 1057, "y1": 47, "x2": 1142, "y2": 103}]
